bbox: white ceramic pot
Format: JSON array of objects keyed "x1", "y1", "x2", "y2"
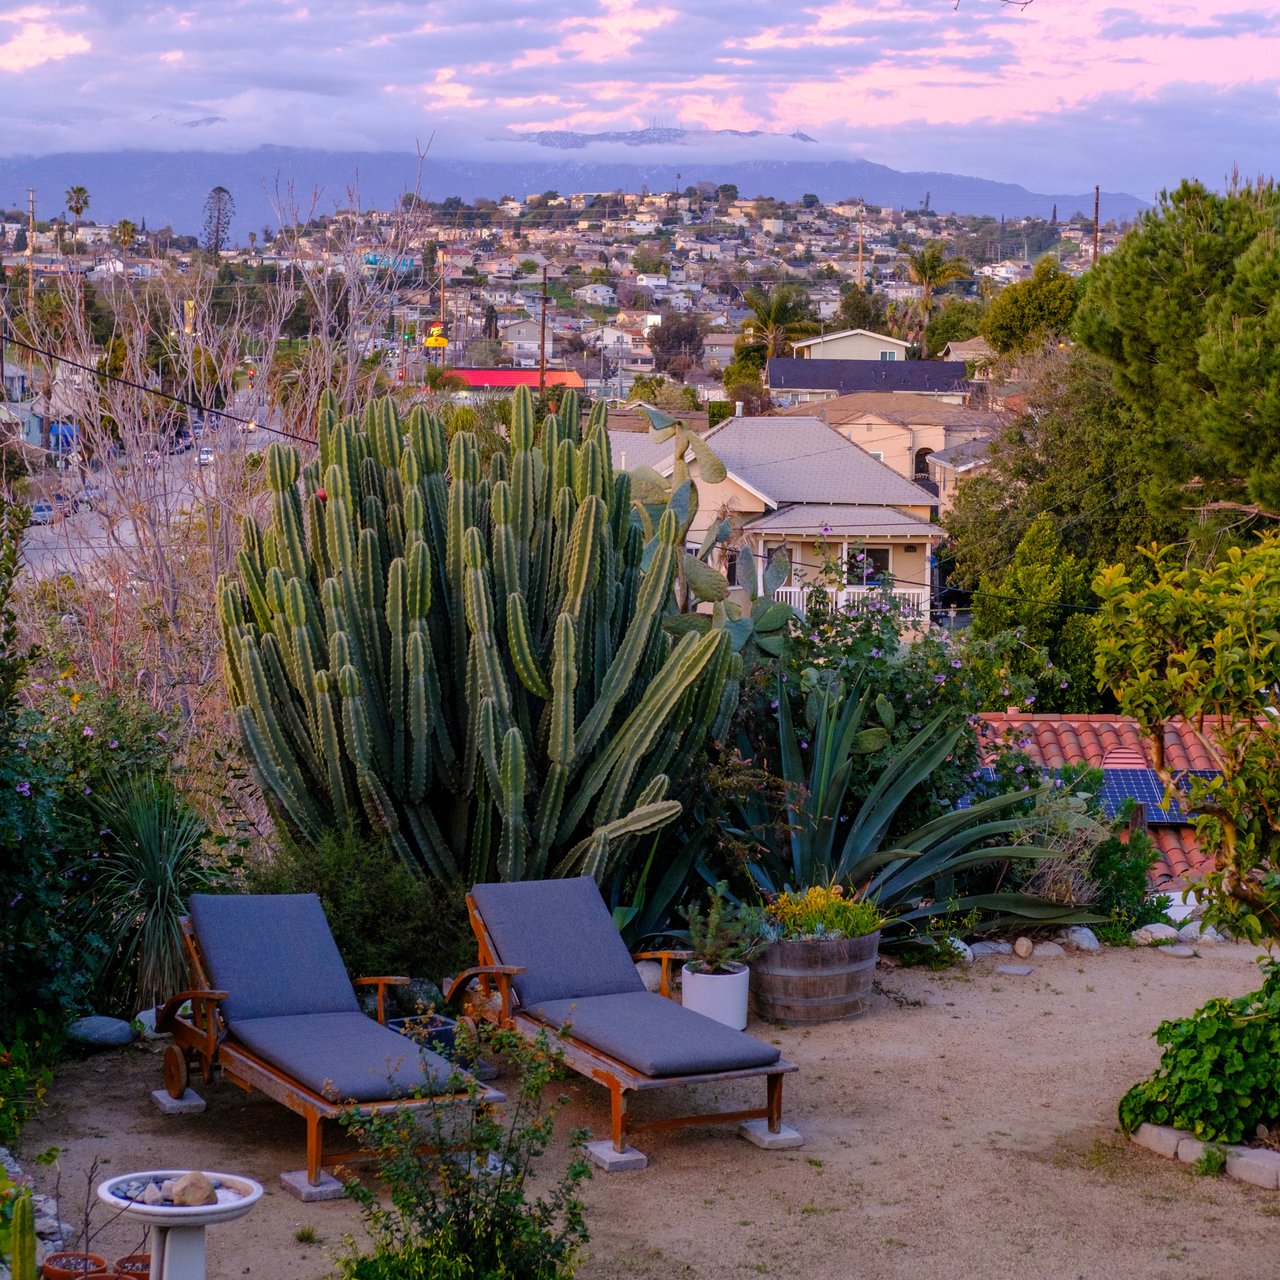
[{"x1": 681, "y1": 961, "x2": 750, "y2": 1030}]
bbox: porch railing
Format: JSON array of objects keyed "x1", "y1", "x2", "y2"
[{"x1": 773, "y1": 584, "x2": 928, "y2": 618}]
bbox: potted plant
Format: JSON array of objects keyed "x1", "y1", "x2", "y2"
[
  {"x1": 752, "y1": 885, "x2": 884, "y2": 1024},
  {"x1": 679, "y1": 881, "x2": 760, "y2": 1030}
]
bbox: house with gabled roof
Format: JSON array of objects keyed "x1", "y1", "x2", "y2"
[
  {"x1": 790, "y1": 328, "x2": 912, "y2": 362},
  {"x1": 766, "y1": 357, "x2": 970, "y2": 405},
  {"x1": 612, "y1": 413, "x2": 944, "y2": 618}
]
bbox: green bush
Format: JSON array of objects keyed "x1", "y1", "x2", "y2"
[
  {"x1": 338, "y1": 1026, "x2": 590, "y2": 1280},
  {"x1": 1118, "y1": 958, "x2": 1280, "y2": 1143},
  {"x1": 246, "y1": 827, "x2": 474, "y2": 983},
  {"x1": 0, "y1": 1040, "x2": 53, "y2": 1147}
]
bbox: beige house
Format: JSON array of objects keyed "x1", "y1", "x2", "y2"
[
  {"x1": 777, "y1": 391, "x2": 999, "y2": 487},
  {"x1": 927, "y1": 439, "x2": 991, "y2": 513},
  {"x1": 612, "y1": 415, "x2": 944, "y2": 619},
  {"x1": 790, "y1": 328, "x2": 911, "y2": 362}
]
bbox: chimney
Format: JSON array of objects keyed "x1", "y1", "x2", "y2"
[{"x1": 735, "y1": 401, "x2": 743, "y2": 417}]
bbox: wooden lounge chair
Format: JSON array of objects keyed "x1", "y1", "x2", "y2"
[
  {"x1": 156, "y1": 893, "x2": 504, "y2": 1199},
  {"x1": 455, "y1": 877, "x2": 800, "y2": 1170}
]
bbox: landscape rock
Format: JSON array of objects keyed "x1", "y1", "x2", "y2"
[
  {"x1": 134, "y1": 1007, "x2": 167, "y2": 1040},
  {"x1": 142, "y1": 1182, "x2": 164, "y2": 1205},
  {"x1": 1061, "y1": 926, "x2": 1101, "y2": 952},
  {"x1": 1032, "y1": 941, "x2": 1065, "y2": 959},
  {"x1": 1158, "y1": 944, "x2": 1197, "y2": 959},
  {"x1": 1131, "y1": 1123, "x2": 1182, "y2": 1159},
  {"x1": 172, "y1": 1171, "x2": 217, "y2": 1206},
  {"x1": 67, "y1": 1015, "x2": 134, "y2": 1048},
  {"x1": 947, "y1": 937, "x2": 974, "y2": 964},
  {"x1": 969, "y1": 941, "x2": 1013, "y2": 958},
  {"x1": 994, "y1": 964, "x2": 1035, "y2": 976},
  {"x1": 1177, "y1": 921, "x2": 1223, "y2": 945},
  {"x1": 634, "y1": 960, "x2": 663, "y2": 993},
  {"x1": 1012, "y1": 937, "x2": 1034, "y2": 959},
  {"x1": 1130, "y1": 922, "x2": 1180, "y2": 945}
]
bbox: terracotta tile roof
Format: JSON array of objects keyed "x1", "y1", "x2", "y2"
[
  {"x1": 981, "y1": 712, "x2": 1220, "y2": 773},
  {"x1": 979, "y1": 713, "x2": 1220, "y2": 889}
]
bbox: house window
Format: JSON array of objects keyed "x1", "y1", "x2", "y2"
[
  {"x1": 847, "y1": 546, "x2": 890, "y2": 586},
  {"x1": 879, "y1": 351, "x2": 897, "y2": 361},
  {"x1": 868, "y1": 450, "x2": 884, "y2": 461},
  {"x1": 726, "y1": 547, "x2": 739, "y2": 587}
]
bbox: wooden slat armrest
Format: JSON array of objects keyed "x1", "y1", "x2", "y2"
[
  {"x1": 632, "y1": 950, "x2": 693, "y2": 999},
  {"x1": 355, "y1": 976, "x2": 411, "y2": 1025},
  {"x1": 444, "y1": 965, "x2": 524, "y2": 1022},
  {"x1": 155, "y1": 989, "x2": 228, "y2": 1033}
]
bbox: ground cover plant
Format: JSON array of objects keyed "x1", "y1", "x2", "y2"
[
  {"x1": 1119, "y1": 958, "x2": 1280, "y2": 1143},
  {"x1": 338, "y1": 1027, "x2": 590, "y2": 1280},
  {"x1": 221, "y1": 387, "x2": 735, "y2": 887}
]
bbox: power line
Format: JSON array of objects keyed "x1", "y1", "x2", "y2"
[{"x1": 0, "y1": 327, "x2": 312, "y2": 444}]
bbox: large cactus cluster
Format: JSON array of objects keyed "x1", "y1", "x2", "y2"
[{"x1": 220, "y1": 388, "x2": 736, "y2": 884}]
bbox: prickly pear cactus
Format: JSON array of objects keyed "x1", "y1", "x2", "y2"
[{"x1": 220, "y1": 388, "x2": 735, "y2": 884}]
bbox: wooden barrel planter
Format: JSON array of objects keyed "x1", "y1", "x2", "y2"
[{"x1": 751, "y1": 931, "x2": 881, "y2": 1024}]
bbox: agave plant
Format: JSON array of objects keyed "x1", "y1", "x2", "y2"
[
  {"x1": 733, "y1": 674, "x2": 1099, "y2": 934},
  {"x1": 84, "y1": 773, "x2": 221, "y2": 1013}
]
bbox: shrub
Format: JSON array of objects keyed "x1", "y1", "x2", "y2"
[
  {"x1": 338, "y1": 1027, "x2": 590, "y2": 1280},
  {"x1": 764, "y1": 886, "x2": 883, "y2": 941},
  {"x1": 1118, "y1": 958, "x2": 1280, "y2": 1143},
  {"x1": 0, "y1": 1040, "x2": 54, "y2": 1147},
  {"x1": 246, "y1": 827, "x2": 474, "y2": 983}
]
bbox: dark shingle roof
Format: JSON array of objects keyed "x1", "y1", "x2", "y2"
[{"x1": 766, "y1": 358, "x2": 970, "y2": 395}]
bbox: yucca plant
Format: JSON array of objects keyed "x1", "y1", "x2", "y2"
[
  {"x1": 735, "y1": 674, "x2": 1099, "y2": 934},
  {"x1": 84, "y1": 773, "x2": 218, "y2": 1014}
]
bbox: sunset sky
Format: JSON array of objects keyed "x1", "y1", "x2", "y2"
[{"x1": 0, "y1": 1, "x2": 1275, "y2": 197}]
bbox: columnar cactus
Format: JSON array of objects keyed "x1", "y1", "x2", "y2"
[
  {"x1": 10, "y1": 1192, "x2": 36, "y2": 1280},
  {"x1": 220, "y1": 388, "x2": 736, "y2": 884}
]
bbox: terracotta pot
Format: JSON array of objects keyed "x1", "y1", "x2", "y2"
[
  {"x1": 40, "y1": 1251, "x2": 110, "y2": 1280},
  {"x1": 751, "y1": 930, "x2": 881, "y2": 1024},
  {"x1": 112, "y1": 1254, "x2": 151, "y2": 1277}
]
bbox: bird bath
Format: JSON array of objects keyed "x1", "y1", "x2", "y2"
[{"x1": 97, "y1": 1171, "x2": 263, "y2": 1280}]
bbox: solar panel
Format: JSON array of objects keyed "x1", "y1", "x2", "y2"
[{"x1": 1098, "y1": 769, "x2": 1190, "y2": 823}]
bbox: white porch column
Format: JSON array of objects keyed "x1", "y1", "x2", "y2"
[{"x1": 755, "y1": 536, "x2": 765, "y2": 596}]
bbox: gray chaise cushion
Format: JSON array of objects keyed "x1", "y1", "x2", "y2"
[
  {"x1": 530, "y1": 991, "x2": 781, "y2": 1077},
  {"x1": 231, "y1": 1012, "x2": 455, "y2": 1102},
  {"x1": 470, "y1": 878, "x2": 644, "y2": 1007},
  {"x1": 189, "y1": 893, "x2": 359, "y2": 1026}
]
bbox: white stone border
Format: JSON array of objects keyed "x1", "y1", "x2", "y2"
[{"x1": 1130, "y1": 1123, "x2": 1280, "y2": 1189}]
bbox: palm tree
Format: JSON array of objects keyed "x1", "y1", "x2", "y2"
[
  {"x1": 903, "y1": 241, "x2": 970, "y2": 318},
  {"x1": 740, "y1": 284, "x2": 820, "y2": 363},
  {"x1": 65, "y1": 185, "x2": 90, "y2": 250}
]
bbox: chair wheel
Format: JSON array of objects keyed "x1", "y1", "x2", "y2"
[{"x1": 162, "y1": 1044, "x2": 189, "y2": 1099}]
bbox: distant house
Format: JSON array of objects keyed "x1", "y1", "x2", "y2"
[
  {"x1": 778, "y1": 391, "x2": 999, "y2": 489},
  {"x1": 500, "y1": 318, "x2": 547, "y2": 367},
  {"x1": 573, "y1": 283, "x2": 617, "y2": 308},
  {"x1": 765, "y1": 357, "x2": 970, "y2": 405},
  {"x1": 927, "y1": 439, "x2": 991, "y2": 512},
  {"x1": 612, "y1": 413, "x2": 943, "y2": 619},
  {"x1": 790, "y1": 328, "x2": 912, "y2": 362}
]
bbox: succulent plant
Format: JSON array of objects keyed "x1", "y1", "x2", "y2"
[
  {"x1": 10, "y1": 1190, "x2": 36, "y2": 1280},
  {"x1": 220, "y1": 388, "x2": 735, "y2": 884}
]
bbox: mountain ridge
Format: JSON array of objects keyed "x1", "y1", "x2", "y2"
[{"x1": 0, "y1": 145, "x2": 1149, "y2": 238}]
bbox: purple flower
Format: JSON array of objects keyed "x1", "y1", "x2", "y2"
[
  {"x1": 951, "y1": 659, "x2": 963, "y2": 668},
  {"x1": 1015, "y1": 765, "x2": 1025, "y2": 774},
  {"x1": 934, "y1": 675, "x2": 946, "y2": 684},
  {"x1": 8, "y1": 893, "x2": 22, "y2": 907},
  {"x1": 800, "y1": 740, "x2": 809, "y2": 750},
  {"x1": 83, "y1": 785, "x2": 92, "y2": 795},
  {"x1": 1024, "y1": 695, "x2": 1036, "y2": 706},
  {"x1": 1059, "y1": 680, "x2": 1068, "y2": 688},
  {"x1": 855, "y1": 552, "x2": 865, "y2": 562},
  {"x1": 770, "y1": 699, "x2": 779, "y2": 710},
  {"x1": 15, "y1": 781, "x2": 30, "y2": 797},
  {"x1": 822, "y1": 525, "x2": 831, "y2": 535},
  {"x1": 109, "y1": 739, "x2": 118, "y2": 749},
  {"x1": 83, "y1": 726, "x2": 94, "y2": 737},
  {"x1": 869, "y1": 648, "x2": 881, "y2": 658}
]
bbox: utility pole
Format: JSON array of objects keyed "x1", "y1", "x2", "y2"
[
  {"x1": 538, "y1": 265, "x2": 548, "y2": 397},
  {"x1": 1092, "y1": 185, "x2": 1101, "y2": 267},
  {"x1": 26, "y1": 189, "x2": 35, "y2": 317},
  {"x1": 856, "y1": 202, "x2": 864, "y2": 290}
]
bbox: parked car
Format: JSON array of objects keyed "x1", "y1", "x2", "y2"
[
  {"x1": 197, "y1": 447, "x2": 215, "y2": 466},
  {"x1": 73, "y1": 484, "x2": 106, "y2": 512},
  {"x1": 27, "y1": 500, "x2": 56, "y2": 526},
  {"x1": 237, "y1": 418, "x2": 258, "y2": 434}
]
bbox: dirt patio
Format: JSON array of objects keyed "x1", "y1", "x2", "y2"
[{"x1": 20, "y1": 941, "x2": 1279, "y2": 1280}]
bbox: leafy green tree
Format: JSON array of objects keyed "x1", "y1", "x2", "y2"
[
  {"x1": 903, "y1": 241, "x2": 970, "y2": 317},
  {"x1": 737, "y1": 284, "x2": 818, "y2": 368},
  {"x1": 924, "y1": 297, "x2": 986, "y2": 358},
  {"x1": 943, "y1": 347, "x2": 1186, "y2": 588},
  {"x1": 833, "y1": 285, "x2": 889, "y2": 334},
  {"x1": 202, "y1": 185, "x2": 235, "y2": 255},
  {"x1": 648, "y1": 313, "x2": 703, "y2": 374},
  {"x1": 982, "y1": 256, "x2": 1078, "y2": 353},
  {"x1": 629, "y1": 373, "x2": 699, "y2": 411},
  {"x1": 970, "y1": 514, "x2": 1100, "y2": 712},
  {"x1": 1095, "y1": 533, "x2": 1280, "y2": 944},
  {"x1": 630, "y1": 243, "x2": 667, "y2": 275},
  {"x1": 716, "y1": 183, "x2": 739, "y2": 203},
  {"x1": 1075, "y1": 177, "x2": 1278, "y2": 511}
]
